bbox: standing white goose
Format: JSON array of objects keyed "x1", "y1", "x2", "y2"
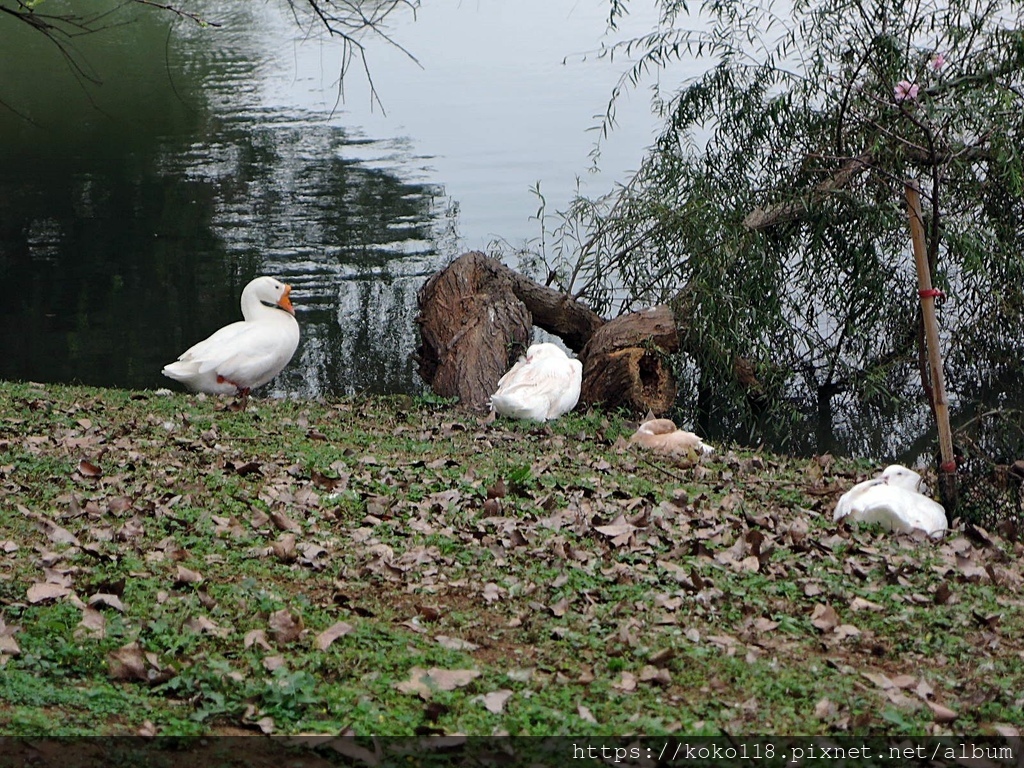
[
  {"x1": 489, "y1": 342, "x2": 583, "y2": 422},
  {"x1": 833, "y1": 464, "x2": 948, "y2": 539},
  {"x1": 162, "y1": 276, "x2": 300, "y2": 402},
  {"x1": 629, "y1": 419, "x2": 714, "y2": 457}
]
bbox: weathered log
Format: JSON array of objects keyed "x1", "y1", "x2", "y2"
[
  {"x1": 579, "y1": 306, "x2": 679, "y2": 415},
  {"x1": 415, "y1": 251, "x2": 531, "y2": 411},
  {"x1": 460, "y1": 252, "x2": 605, "y2": 350},
  {"x1": 416, "y1": 252, "x2": 681, "y2": 415}
]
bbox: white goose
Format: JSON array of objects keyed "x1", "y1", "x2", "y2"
[
  {"x1": 489, "y1": 342, "x2": 583, "y2": 422},
  {"x1": 833, "y1": 464, "x2": 948, "y2": 539},
  {"x1": 162, "y1": 276, "x2": 300, "y2": 402},
  {"x1": 629, "y1": 418, "x2": 714, "y2": 457}
]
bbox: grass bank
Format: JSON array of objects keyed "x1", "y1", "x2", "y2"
[{"x1": 0, "y1": 381, "x2": 1021, "y2": 737}]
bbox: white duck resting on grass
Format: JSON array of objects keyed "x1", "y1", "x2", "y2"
[
  {"x1": 629, "y1": 419, "x2": 714, "y2": 457},
  {"x1": 833, "y1": 464, "x2": 948, "y2": 540},
  {"x1": 162, "y1": 276, "x2": 300, "y2": 406},
  {"x1": 489, "y1": 342, "x2": 583, "y2": 422}
]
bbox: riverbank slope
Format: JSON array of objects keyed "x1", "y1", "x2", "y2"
[{"x1": 0, "y1": 381, "x2": 1021, "y2": 736}]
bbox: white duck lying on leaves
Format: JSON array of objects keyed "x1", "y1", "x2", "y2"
[
  {"x1": 162, "y1": 276, "x2": 300, "y2": 405},
  {"x1": 489, "y1": 342, "x2": 583, "y2": 422},
  {"x1": 833, "y1": 464, "x2": 948, "y2": 540},
  {"x1": 629, "y1": 419, "x2": 715, "y2": 457}
]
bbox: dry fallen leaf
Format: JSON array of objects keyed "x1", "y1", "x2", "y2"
[
  {"x1": 648, "y1": 647, "x2": 676, "y2": 667},
  {"x1": 315, "y1": 621, "x2": 355, "y2": 651},
  {"x1": 185, "y1": 615, "x2": 228, "y2": 637},
  {"x1": 395, "y1": 667, "x2": 481, "y2": 699},
  {"x1": 833, "y1": 623, "x2": 861, "y2": 640},
  {"x1": 810, "y1": 603, "x2": 840, "y2": 632},
  {"x1": 244, "y1": 629, "x2": 272, "y2": 650},
  {"x1": 480, "y1": 689, "x2": 513, "y2": 714},
  {"x1": 915, "y1": 678, "x2": 935, "y2": 699},
  {"x1": 232, "y1": 461, "x2": 262, "y2": 477},
  {"x1": 925, "y1": 700, "x2": 958, "y2": 723},
  {"x1": 890, "y1": 674, "x2": 917, "y2": 689},
  {"x1": 77, "y1": 458, "x2": 102, "y2": 478},
  {"x1": 270, "y1": 510, "x2": 302, "y2": 533},
  {"x1": 20, "y1": 508, "x2": 81, "y2": 547},
  {"x1": 612, "y1": 671, "x2": 637, "y2": 692},
  {"x1": 138, "y1": 720, "x2": 157, "y2": 738},
  {"x1": 990, "y1": 724, "x2": 1020, "y2": 738},
  {"x1": 174, "y1": 565, "x2": 204, "y2": 585},
  {"x1": 27, "y1": 582, "x2": 72, "y2": 604},
  {"x1": 263, "y1": 655, "x2": 287, "y2": 672},
  {"x1": 861, "y1": 671, "x2": 896, "y2": 690},
  {"x1": 549, "y1": 596, "x2": 570, "y2": 617},
  {"x1": 481, "y1": 583, "x2": 503, "y2": 603},
  {"x1": 271, "y1": 533, "x2": 297, "y2": 562},
  {"x1": 849, "y1": 596, "x2": 884, "y2": 612},
  {"x1": 88, "y1": 593, "x2": 126, "y2": 612},
  {"x1": 813, "y1": 698, "x2": 837, "y2": 720},
  {"x1": 107, "y1": 642, "x2": 148, "y2": 682},
  {"x1": 486, "y1": 479, "x2": 507, "y2": 499},
  {"x1": 638, "y1": 665, "x2": 672, "y2": 686},
  {"x1": 593, "y1": 519, "x2": 637, "y2": 538},
  {"x1": 269, "y1": 609, "x2": 304, "y2": 645},
  {"x1": 434, "y1": 635, "x2": 479, "y2": 652},
  {"x1": 0, "y1": 617, "x2": 21, "y2": 656},
  {"x1": 74, "y1": 607, "x2": 106, "y2": 640},
  {"x1": 886, "y1": 687, "x2": 920, "y2": 710}
]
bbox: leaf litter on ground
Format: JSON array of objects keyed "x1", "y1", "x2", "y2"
[{"x1": 0, "y1": 381, "x2": 1022, "y2": 739}]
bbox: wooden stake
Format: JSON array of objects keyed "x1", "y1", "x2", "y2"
[{"x1": 905, "y1": 180, "x2": 957, "y2": 505}]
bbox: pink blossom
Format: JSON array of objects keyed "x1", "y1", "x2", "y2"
[
  {"x1": 930, "y1": 52, "x2": 946, "y2": 70},
  {"x1": 894, "y1": 80, "x2": 919, "y2": 102}
]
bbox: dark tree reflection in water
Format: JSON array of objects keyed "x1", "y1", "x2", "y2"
[
  {"x1": 3, "y1": 0, "x2": 1018, "y2": 460},
  {"x1": 0, "y1": 0, "x2": 446, "y2": 398}
]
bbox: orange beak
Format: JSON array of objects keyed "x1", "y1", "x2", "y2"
[{"x1": 279, "y1": 284, "x2": 295, "y2": 315}]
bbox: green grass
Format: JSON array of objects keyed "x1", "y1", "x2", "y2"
[{"x1": 0, "y1": 380, "x2": 1022, "y2": 740}]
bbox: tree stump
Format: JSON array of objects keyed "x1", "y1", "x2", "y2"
[
  {"x1": 579, "y1": 306, "x2": 679, "y2": 415},
  {"x1": 416, "y1": 251, "x2": 531, "y2": 411}
]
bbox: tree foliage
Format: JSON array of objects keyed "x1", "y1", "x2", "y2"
[{"x1": 539, "y1": 0, "x2": 1024, "y2": 453}]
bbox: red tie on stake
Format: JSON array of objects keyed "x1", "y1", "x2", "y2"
[{"x1": 905, "y1": 180, "x2": 958, "y2": 507}]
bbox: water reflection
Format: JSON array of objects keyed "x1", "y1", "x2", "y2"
[
  {"x1": 2, "y1": 1, "x2": 1018, "y2": 462},
  {"x1": 0, "y1": 0, "x2": 445, "y2": 398}
]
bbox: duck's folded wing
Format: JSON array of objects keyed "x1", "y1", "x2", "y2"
[
  {"x1": 493, "y1": 356, "x2": 530, "y2": 392},
  {"x1": 211, "y1": 324, "x2": 298, "y2": 386},
  {"x1": 833, "y1": 477, "x2": 886, "y2": 522},
  {"x1": 174, "y1": 321, "x2": 250, "y2": 370},
  {"x1": 904, "y1": 496, "x2": 948, "y2": 538},
  {"x1": 548, "y1": 359, "x2": 582, "y2": 417},
  {"x1": 844, "y1": 486, "x2": 947, "y2": 538},
  {"x1": 493, "y1": 359, "x2": 566, "y2": 396}
]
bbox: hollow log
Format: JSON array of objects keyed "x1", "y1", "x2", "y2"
[
  {"x1": 416, "y1": 252, "x2": 681, "y2": 415},
  {"x1": 459, "y1": 251, "x2": 605, "y2": 350},
  {"x1": 579, "y1": 306, "x2": 679, "y2": 415},
  {"x1": 415, "y1": 251, "x2": 531, "y2": 411}
]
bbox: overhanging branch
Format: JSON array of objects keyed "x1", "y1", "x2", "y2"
[{"x1": 742, "y1": 152, "x2": 873, "y2": 231}]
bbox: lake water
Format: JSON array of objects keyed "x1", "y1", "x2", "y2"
[
  {"x1": 0, "y1": 0, "x2": 666, "y2": 399},
  {"x1": 5, "y1": 1, "x2": 1017, "y2": 468}
]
